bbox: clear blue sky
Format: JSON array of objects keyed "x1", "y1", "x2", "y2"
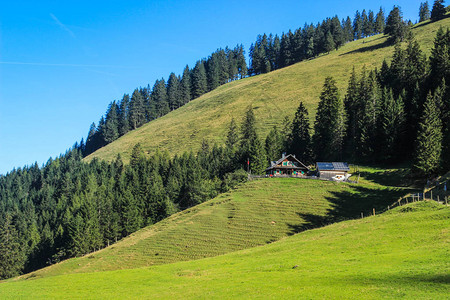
[{"x1": 0, "y1": 0, "x2": 425, "y2": 174}]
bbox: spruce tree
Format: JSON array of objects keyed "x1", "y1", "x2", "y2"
[
  {"x1": 128, "y1": 89, "x2": 146, "y2": 129},
  {"x1": 375, "y1": 7, "x2": 386, "y2": 34},
  {"x1": 226, "y1": 118, "x2": 239, "y2": 150},
  {"x1": 385, "y1": 6, "x2": 409, "y2": 42},
  {"x1": 0, "y1": 214, "x2": 25, "y2": 279},
  {"x1": 313, "y1": 77, "x2": 346, "y2": 160},
  {"x1": 192, "y1": 60, "x2": 208, "y2": 98},
  {"x1": 151, "y1": 79, "x2": 169, "y2": 117},
  {"x1": 104, "y1": 101, "x2": 119, "y2": 143},
  {"x1": 324, "y1": 31, "x2": 335, "y2": 53},
  {"x1": 343, "y1": 17, "x2": 354, "y2": 41},
  {"x1": 419, "y1": 2, "x2": 431, "y2": 22},
  {"x1": 431, "y1": 0, "x2": 447, "y2": 21},
  {"x1": 240, "y1": 106, "x2": 267, "y2": 174},
  {"x1": 181, "y1": 65, "x2": 191, "y2": 104},
  {"x1": 353, "y1": 10, "x2": 363, "y2": 40},
  {"x1": 287, "y1": 102, "x2": 312, "y2": 162},
  {"x1": 413, "y1": 92, "x2": 443, "y2": 176},
  {"x1": 118, "y1": 94, "x2": 130, "y2": 136},
  {"x1": 265, "y1": 126, "x2": 284, "y2": 162},
  {"x1": 167, "y1": 72, "x2": 182, "y2": 110}
]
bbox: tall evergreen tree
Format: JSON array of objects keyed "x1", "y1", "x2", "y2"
[
  {"x1": 0, "y1": 214, "x2": 25, "y2": 279},
  {"x1": 413, "y1": 92, "x2": 443, "y2": 176},
  {"x1": 128, "y1": 89, "x2": 146, "y2": 129},
  {"x1": 192, "y1": 60, "x2": 208, "y2": 99},
  {"x1": 353, "y1": 10, "x2": 363, "y2": 40},
  {"x1": 343, "y1": 16, "x2": 354, "y2": 41},
  {"x1": 103, "y1": 101, "x2": 119, "y2": 143},
  {"x1": 324, "y1": 31, "x2": 335, "y2": 53},
  {"x1": 167, "y1": 72, "x2": 182, "y2": 110},
  {"x1": 240, "y1": 106, "x2": 267, "y2": 174},
  {"x1": 287, "y1": 102, "x2": 312, "y2": 162},
  {"x1": 385, "y1": 6, "x2": 410, "y2": 42},
  {"x1": 431, "y1": 0, "x2": 447, "y2": 21},
  {"x1": 375, "y1": 7, "x2": 386, "y2": 34},
  {"x1": 313, "y1": 77, "x2": 346, "y2": 160},
  {"x1": 265, "y1": 126, "x2": 284, "y2": 162},
  {"x1": 180, "y1": 65, "x2": 191, "y2": 105},
  {"x1": 226, "y1": 118, "x2": 239, "y2": 150},
  {"x1": 419, "y1": 1, "x2": 431, "y2": 22},
  {"x1": 118, "y1": 94, "x2": 130, "y2": 136},
  {"x1": 151, "y1": 79, "x2": 169, "y2": 117}
]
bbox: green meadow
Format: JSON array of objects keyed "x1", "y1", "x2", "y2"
[
  {"x1": 14, "y1": 167, "x2": 409, "y2": 279},
  {"x1": 85, "y1": 17, "x2": 450, "y2": 164},
  {"x1": 2, "y1": 201, "x2": 448, "y2": 299}
]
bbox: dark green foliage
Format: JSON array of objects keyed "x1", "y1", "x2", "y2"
[
  {"x1": 167, "y1": 73, "x2": 182, "y2": 111},
  {"x1": 353, "y1": 10, "x2": 363, "y2": 40},
  {"x1": 118, "y1": 94, "x2": 130, "y2": 136},
  {"x1": 384, "y1": 6, "x2": 410, "y2": 42},
  {"x1": 152, "y1": 79, "x2": 169, "y2": 118},
  {"x1": 0, "y1": 214, "x2": 25, "y2": 279},
  {"x1": 419, "y1": 2, "x2": 431, "y2": 22},
  {"x1": 265, "y1": 126, "x2": 284, "y2": 162},
  {"x1": 226, "y1": 118, "x2": 239, "y2": 150},
  {"x1": 324, "y1": 31, "x2": 335, "y2": 53},
  {"x1": 378, "y1": 89, "x2": 406, "y2": 162},
  {"x1": 313, "y1": 77, "x2": 346, "y2": 161},
  {"x1": 431, "y1": 0, "x2": 447, "y2": 21},
  {"x1": 413, "y1": 92, "x2": 443, "y2": 176},
  {"x1": 192, "y1": 60, "x2": 208, "y2": 99},
  {"x1": 181, "y1": 65, "x2": 191, "y2": 104},
  {"x1": 375, "y1": 7, "x2": 386, "y2": 34},
  {"x1": 429, "y1": 27, "x2": 450, "y2": 91},
  {"x1": 286, "y1": 102, "x2": 312, "y2": 162},
  {"x1": 129, "y1": 89, "x2": 146, "y2": 129},
  {"x1": 103, "y1": 101, "x2": 119, "y2": 143},
  {"x1": 239, "y1": 106, "x2": 267, "y2": 174}
]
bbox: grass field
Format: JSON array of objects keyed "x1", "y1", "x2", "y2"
[
  {"x1": 85, "y1": 17, "x2": 450, "y2": 164},
  {"x1": 2, "y1": 201, "x2": 448, "y2": 299},
  {"x1": 15, "y1": 167, "x2": 409, "y2": 279}
]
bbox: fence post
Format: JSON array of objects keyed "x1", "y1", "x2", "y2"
[
  {"x1": 361, "y1": 212, "x2": 363, "y2": 218},
  {"x1": 373, "y1": 208, "x2": 375, "y2": 216}
]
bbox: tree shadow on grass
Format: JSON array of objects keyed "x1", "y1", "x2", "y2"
[
  {"x1": 288, "y1": 185, "x2": 411, "y2": 235},
  {"x1": 339, "y1": 38, "x2": 391, "y2": 56}
]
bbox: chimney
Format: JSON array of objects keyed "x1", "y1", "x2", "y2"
[{"x1": 282, "y1": 152, "x2": 286, "y2": 159}]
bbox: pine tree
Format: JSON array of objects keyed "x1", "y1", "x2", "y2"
[
  {"x1": 104, "y1": 101, "x2": 119, "y2": 143},
  {"x1": 167, "y1": 72, "x2": 182, "y2": 110},
  {"x1": 413, "y1": 92, "x2": 443, "y2": 176},
  {"x1": 118, "y1": 94, "x2": 130, "y2": 136},
  {"x1": 226, "y1": 118, "x2": 239, "y2": 150},
  {"x1": 344, "y1": 67, "x2": 360, "y2": 159},
  {"x1": 286, "y1": 102, "x2": 312, "y2": 162},
  {"x1": 240, "y1": 106, "x2": 267, "y2": 174},
  {"x1": 152, "y1": 79, "x2": 169, "y2": 117},
  {"x1": 375, "y1": 7, "x2": 386, "y2": 34},
  {"x1": 343, "y1": 17, "x2": 354, "y2": 41},
  {"x1": 419, "y1": 2, "x2": 431, "y2": 22},
  {"x1": 128, "y1": 89, "x2": 146, "y2": 129},
  {"x1": 324, "y1": 31, "x2": 335, "y2": 53},
  {"x1": 431, "y1": 0, "x2": 446, "y2": 21},
  {"x1": 353, "y1": 10, "x2": 363, "y2": 40},
  {"x1": 429, "y1": 27, "x2": 450, "y2": 91},
  {"x1": 385, "y1": 6, "x2": 410, "y2": 42},
  {"x1": 265, "y1": 126, "x2": 284, "y2": 162},
  {"x1": 192, "y1": 60, "x2": 207, "y2": 98},
  {"x1": 313, "y1": 77, "x2": 346, "y2": 160},
  {"x1": 280, "y1": 31, "x2": 294, "y2": 67},
  {"x1": 361, "y1": 10, "x2": 370, "y2": 37},
  {"x1": 181, "y1": 65, "x2": 191, "y2": 104},
  {"x1": 0, "y1": 214, "x2": 25, "y2": 279},
  {"x1": 378, "y1": 88, "x2": 406, "y2": 162},
  {"x1": 236, "y1": 44, "x2": 248, "y2": 79}
]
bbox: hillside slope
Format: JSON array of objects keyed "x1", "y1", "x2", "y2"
[
  {"x1": 3, "y1": 201, "x2": 448, "y2": 299},
  {"x1": 19, "y1": 169, "x2": 408, "y2": 279},
  {"x1": 85, "y1": 18, "x2": 450, "y2": 164}
]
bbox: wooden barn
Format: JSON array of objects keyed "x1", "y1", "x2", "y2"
[
  {"x1": 266, "y1": 154, "x2": 309, "y2": 177},
  {"x1": 316, "y1": 162, "x2": 351, "y2": 181}
]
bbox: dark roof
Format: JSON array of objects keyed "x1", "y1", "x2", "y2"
[
  {"x1": 316, "y1": 162, "x2": 350, "y2": 172},
  {"x1": 266, "y1": 154, "x2": 309, "y2": 171}
]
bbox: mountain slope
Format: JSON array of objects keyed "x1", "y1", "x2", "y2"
[
  {"x1": 85, "y1": 18, "x2": 450, "y2": 164},
  {"x1": 3, "y1": 201, "x2": 448, "y2": 299},
  {"x1": 18, "y1": 168, "x2": 408, "y2": 279}
]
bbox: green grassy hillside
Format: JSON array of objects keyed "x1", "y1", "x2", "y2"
[
  {"x1": 17, "y1": 168, "x2": 408, "y2": 279},
  {"x1": 2, "y1": 201, "x2": 448, "y2": 299},
  {"x1": 85, "y1": 18, "x2": 450, "y2": 164}
]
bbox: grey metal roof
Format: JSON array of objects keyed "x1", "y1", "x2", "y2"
[{"x1": 316, "y1": 162, "x2": 350, "y2": 171}]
